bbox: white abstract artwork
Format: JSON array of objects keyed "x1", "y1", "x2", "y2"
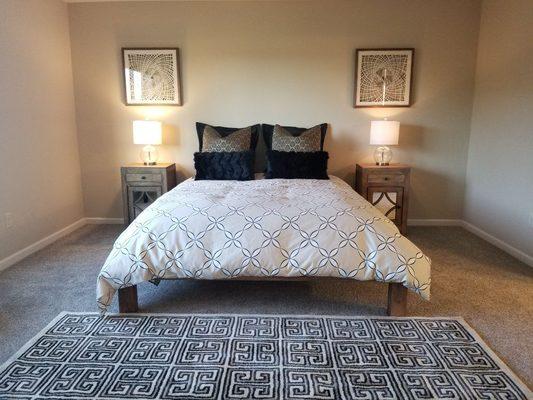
[
  {"x1": 123, "y1": 48, "x2": 181, "y2": 105},
  {"x1": 355, "y1": 49, "x2": 413, "y2": 107}
]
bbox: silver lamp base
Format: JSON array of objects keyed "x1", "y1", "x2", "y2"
[
  {"x1": 140, "y1": 145, "x2": 159, "y2": 166},
  {"x1": 374, "y1": 146, "x2": 393, "y2": 166}
]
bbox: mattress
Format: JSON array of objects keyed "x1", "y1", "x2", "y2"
[{"x1": 97, "y1": 176, "x2": 431, "y2": 312}]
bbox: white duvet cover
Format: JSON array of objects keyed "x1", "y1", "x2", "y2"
[{"x1": 97, "y1": 176, "x2": 431, "y2": 312}]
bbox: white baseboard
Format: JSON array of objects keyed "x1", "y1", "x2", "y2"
[
  {"x1": 461, "y1": 220, "x2": 533, "y2": 267},
  {"x1": 0, "y1": 217, "x2": 124, "y2": 272},
  {"x1": 409, "y1": 218, "x2": 532, "y2": 267},
  {"x1": 1, "y1": 216, "x2": 530, "y2": 273},
  {"x1": 85, "y1": 217, "x2": 124, "y2": 224},
  {"x1": 408, "y1": 219, "x2": 462, "y2": 226},
  {"x1": 0, "y1": 218, "x2": 87, "y2": 272}
]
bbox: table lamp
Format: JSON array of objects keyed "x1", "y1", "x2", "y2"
[
  {"x1": 133, "y1": 120, "x2": 162, "y2": 165},
  {"x1": 370, "y1": 120, "x2": 400, "y2": 165}
]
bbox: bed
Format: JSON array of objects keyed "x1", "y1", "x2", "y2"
[{"x1": 97, "y1": 175, "x2": 431, "y2": 315}]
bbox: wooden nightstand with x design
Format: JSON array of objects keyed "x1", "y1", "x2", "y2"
[{"x1": 355, "y1": 163, "x2": 411, "y2": 235}]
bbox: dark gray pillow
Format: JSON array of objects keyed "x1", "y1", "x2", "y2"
[
  {"x1": 272, "y1": 124, "x2": 321, "y2": 152},
  {"x1": 203, "y1": 125, "x2": 251, "y2": 152},
  {"x1": 196, "y1": 123, "x2": 260, "y2": 152},
  {"x1": 262, "y1": 123, "x2": 328, "y2": 151}
]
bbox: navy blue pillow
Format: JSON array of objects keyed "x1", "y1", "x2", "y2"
[
  {"x1": 265, "y1": 150, "x2": 329, "y2": 180},
  {"x1": 194, "y1": 151, "x2": 254, "y2": 181}
]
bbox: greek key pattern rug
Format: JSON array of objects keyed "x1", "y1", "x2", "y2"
[{"x1": 0, "y1": 313, "x2": 530, "y2": 399}]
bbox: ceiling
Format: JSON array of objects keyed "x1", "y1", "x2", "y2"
[{"x1": 64, "y1": 0, "x2": 271, "y2": 2}]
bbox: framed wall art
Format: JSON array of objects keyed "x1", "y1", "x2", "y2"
[
  {"x1": 354, "y1": 48, "x2": 414, "y2": 108},
  {"x1": 122, "y1": 48, "x2": 182, "y2": 106}
]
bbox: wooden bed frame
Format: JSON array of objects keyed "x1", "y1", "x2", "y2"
[{"x1": 117, "y1": 280, "x2": 408, "y2": 316}]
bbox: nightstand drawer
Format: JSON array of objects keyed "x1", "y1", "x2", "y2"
[
  {"x1": 367, "y1": 173, "x2": 405, "y2": 184},
  {"x1": 125, "y1": 173, "x2": 162, "y2": 183}
]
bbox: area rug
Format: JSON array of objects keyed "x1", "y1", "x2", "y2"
[{"x1": 0, "y1": 313, "x2": 530, "y2": 399}]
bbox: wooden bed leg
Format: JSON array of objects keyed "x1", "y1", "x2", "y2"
[
  {"x1": 118, "y1": 285, "x2": 138, "y2": 313},
  {"x1": 387, "y1": 283, "x2": 407, "y2": 316}
]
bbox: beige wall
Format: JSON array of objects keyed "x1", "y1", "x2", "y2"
[
  {"x1": 68, "y1": 0, "x2": 481, "y2": 220},
  {"x1": 0, "y1": 0, "x2": 84, "y2": 260},
  {"x1": 464, "y1": 0, "x2": 533, "y2": 257}
]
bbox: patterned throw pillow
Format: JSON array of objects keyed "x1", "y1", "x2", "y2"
[
  {"x1": 271, "y1": 124, "x2": 322, "y2": 152},
  {"x1": 202, "y1": 125, "x2": 251, "y2": 152}
]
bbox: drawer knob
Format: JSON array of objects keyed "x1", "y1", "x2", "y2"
[
  {"x1": 384, "y1": 177, "x2": 389, "y2": 181},
  {"x1": 141, "y1": 176, "x2": 146, "y2": 180}
]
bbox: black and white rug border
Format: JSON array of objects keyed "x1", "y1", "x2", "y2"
[{"x1": 1, "y1": 311, "x2": 531, "y2": 399}]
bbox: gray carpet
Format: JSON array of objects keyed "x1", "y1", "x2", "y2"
[{"x1": 0, "y1": 224, "x2": 531, "y2": 389}]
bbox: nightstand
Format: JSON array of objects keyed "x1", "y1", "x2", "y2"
[
  {"x1": 121, "y1": 163, "x2": 177, "y2": 225},
  {"x1": 355, "y1": 163, "x2": 411, "y2": 234}
]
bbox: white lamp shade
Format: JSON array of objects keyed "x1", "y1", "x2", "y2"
[
  {"x1": 369, "y1": 120, "x2": 400, "y2": 145},
  {"x1": 132, "y1": 120, "x2": 162, "y2": 145}
]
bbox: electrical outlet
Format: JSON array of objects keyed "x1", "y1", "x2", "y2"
[
  {"x1": 4, "y1": 213, "x2": 13, "y2": 229},
  {"x1": 529, "y1": 212, "x2": 533, "y2": 228}
]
